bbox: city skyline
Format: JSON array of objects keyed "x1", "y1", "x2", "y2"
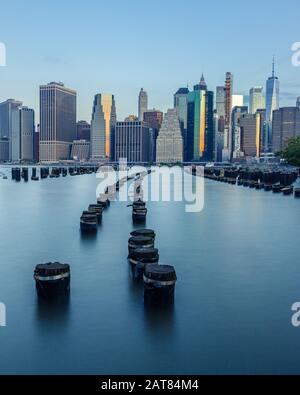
[{"x1": 0, "y1": 0, "x2": 300, "y2": 122}]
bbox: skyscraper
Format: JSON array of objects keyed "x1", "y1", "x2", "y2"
[
  {"x1": 223, "y1": 72, "x2": 233, "y2": 160},
  {"x1": 249, "y1": 87, "x2": 264, "y2": 114},
  {"x1": 39, "y1": 82, "x2": 76, "y2": 162},
  {"x1": 138, "y1": 88, "x2": 148, "y2": 121},
  {"x1": 156, "y1": 109, "x2": 183, "y2": 163},
  {"x1": 174, "y1": 87, "x2": 189, "y2": 159},
  {"x1": 0, "y1": 99, "x2": 22, "y2": 161},
  {"x1": 77, "y1": 120, "x2": 91, "y2": 141},
  {"x1": 19, "y1": 107, "x2": 35, "y2": 161},
  {"x1": 272, "y1": 107, "x2": 300, "y2": 153},
  {"x1": 296, "y1": 97, "x2": 300, "y2": 109},
  {"x1": 216, "y1": 86, "x2": 226, "y2": 118},
  {"x1": 231, "y1": 106, "x2": 248, "y2": 158},
  {"x1": 114, "y1": 120, "x2": 151, "y2": 163},
  {"x1": 187, "y1": 75, "x2": 214, "y2": 161},
  {"x1": 265, "y1": 58, "x2": 279, "y2": 152},
  {"x1": 232, "y1": 95, "x2": 244, "y2": 109},
  {"x1": 239, "y1": 111, "x2": 265, "y2": 158},
  {"x1": 90, "y1": 93, "x2": 116, "y2": 160}
]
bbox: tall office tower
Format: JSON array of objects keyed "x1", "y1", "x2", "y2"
[
  {"x1": 216, "y1": 86, "x2": 226, "y2": 118},
  {"x1": 231, "y1": 106, "x2": 248, "y2": 158},
  {"x1": 71, "y1": 139, "x2": 90, "y2": 161},
  {"x1": 90, "y1": 93, "x2": 116, "y2": 160},
  {"x1": 138, "y1": 88, "x2": 148, "y2": 121},
  {"x1": 39, "y1": 82, "x2": 76, "y2": 162},
  {"x1": 239, "y1": 112, "x2": 264, "y2": 158},
  {"x1": 174, "y1": 87, "x2": 189, "y2": 159},
  {"x1": 0, "y1": 99, "x2": 22, "y2": 161},
  {"x1": 265, "y1": 58, "x2": 279, "y2": 152},
  {"x1": 232, "y1": 95, "x2": 244, "y2": 109},
  {"x1": 296, "y1": 97, "x2": 300, "y2": 109},
  {"x1": 114, "y1": 120, "x2": 151, "y2": 163},
  {"x1": 0, "y1": 138, "x2": 9, "y2": 162},
  {"x1": 19, "y1": 107, "x2": 35, "y2": 161},
  {"x1": 223, "y1": 72, "x2": 233, "y2": 160},
  {"x1": 156, "y1": 109, "x2": 183, "y2": 163},
  {"x1": 187, "y1": 75, "x2": 214, "y2": 161},
  {"x1": 77, "y1": 120, "x2": 91, "y2": 141},
  {"x1": 143, "y1": 109, "x2": 163, "y2": 162},
  {"x1": 272, "y1": 107, "x2": 300, "y2": 153},
  {"x1": 249, "y1": 87, "x2": 264, "y2": 114}
]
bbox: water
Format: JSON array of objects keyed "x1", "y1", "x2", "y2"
[{"x1": 0, "y1": 166, "x2": 300, "y2": 374}]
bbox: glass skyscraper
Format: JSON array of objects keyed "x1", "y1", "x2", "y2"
[
  {"x1": 249, "y1": 87, "x2": 264, "y2": 114},
  {"x1": 265, "y1": 58, "x2": 279, "y2": 152},
  {"x1": 90, "y1": 93, "x2": 116, "y2": 160},
  {"x1": 187, "y1": 75, "x2": 214, "y2": 161},
  {"x1": 39, "y1": 82, "x2": 77, "y2": 162},
  {"x1": 138, "y1": 88, "x2": 148, "y2": 121}
]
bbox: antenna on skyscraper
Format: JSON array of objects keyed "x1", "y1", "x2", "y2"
[{"x1": 272, "y1": 56, "x2": 275, "y2": 78}]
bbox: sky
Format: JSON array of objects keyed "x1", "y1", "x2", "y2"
[{"x1": 0, "y1": 0, "x2": 300, "y2": 122}]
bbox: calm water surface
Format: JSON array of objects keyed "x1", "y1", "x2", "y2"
[{"x1": 0, "y1": 166, "x2": 300, "y2": 374}]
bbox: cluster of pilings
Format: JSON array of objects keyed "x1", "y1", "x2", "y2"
[
  {"x1": 127, "y1": 228, "x2": 177, "y2": 306},
  {"x1": 10, "y1": 166, "x2": 99, "y2": 182},
  {"x1": 203, "y1": 166, "x2": 300, "y2": 197}
]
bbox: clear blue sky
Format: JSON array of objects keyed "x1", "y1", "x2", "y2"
[{"x1": 1, "y1": 0, "x2": 300, "y2": 122}]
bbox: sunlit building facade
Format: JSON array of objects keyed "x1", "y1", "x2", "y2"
[{"x1": 90, "y1": 93, "x2": 116, "y2": 160}]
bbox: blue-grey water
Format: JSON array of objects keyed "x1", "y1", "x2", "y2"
[{"x1": 0, "y1": 166, "x2": 300, "y2": 375}]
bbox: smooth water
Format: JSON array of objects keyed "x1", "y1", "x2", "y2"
[{"x1": 0, "y1": 166, "x2": 300, "y2": 375}]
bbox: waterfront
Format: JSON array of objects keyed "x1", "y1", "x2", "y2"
[{"x1": 0, "y1": 166, "x2": 300, "y2": 374}]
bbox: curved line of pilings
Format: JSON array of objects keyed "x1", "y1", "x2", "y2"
[{"x1": 192, "y1": 166, "x2": 300, "y2": 198}]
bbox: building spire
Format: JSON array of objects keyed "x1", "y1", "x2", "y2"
[{"x1": 272, "y1": 56, "x2": 275, "y2": 78}]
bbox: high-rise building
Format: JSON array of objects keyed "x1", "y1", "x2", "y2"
[
  {"x1": 174, "y1": 87, "x2": 189, "y2": 159},
  {"x1": 232, "y1": 95, "x2": 244, "y2": 109},
  {"x1": 231, "y1": 106, "x2": 248, "y2": 158},
  {"x1": 239, "y1": 111, "x2": 264, "y2": 158},
  {"x1": 138, "y1": 88, "x2": 148, "y2": 121},
  {"x1": 249, "y1": 87, "x2": 264, "y2": 114},
  {"x1": 90, "y1": 93, "x2": 116, "y2": 160},
  {"x1": 40, "y1": 82, "x2": 76, "y2": 162},
  {"x1": 143, "y1": 109, "x2": 163, "y2": 162},
  {"x1": 114, "y1": 120, "x2": 151, "y2": 163},
  {"x1": 187, "y1": 75, "x2": 214, "y2": 161},
  {"x1": 216, "y1": 86, "x2": 226, "y2": 118},
  {"x1": 34, "y1": 127, "x2": 40, "y2": 162},
  {"x1": 0, "y1": 138, "x2": 9, "y2": 162},
  {"x1": 19, "y1": 107, "x2": 35, "y2": 161},
  {"x1": 272, "y1": 107, "x2": 300, "y2": 153},
  {"x1": 156, "y1": 109, "x2": 183, "y2": 163},
  {"x1": 223, "y1": 72, "x2": 233, "y2": 160},
  {"x1": 296, "y1": 97, "x2": 300, "y2": 109},
  {"x1": 77, "y1": 120, "x2": 91, "y2": 141},
  {"x1": 265, "y1": 58, "x2": 279, "y2": 152},
  {"x1": 0, "y1": 99, "x2": 22, "y2": 161}
]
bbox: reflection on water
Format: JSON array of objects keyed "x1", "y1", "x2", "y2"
[
  {"x1": 143, "y1": 301, "x2": 175, "y2": 333},
  {"x1": 35, "y1": 296, "x2": 70, "y2": 329}
]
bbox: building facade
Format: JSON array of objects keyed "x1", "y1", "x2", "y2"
[
  {"x1": 239, "y1": 111, "x2": 265, "y2": 158},
  {"x1": 223, "y1": 72, "x2": 233, "y2": 161},
  {"x1": 39, "y1": 82, "x2": 76, "y2": 162},
  {"x1": 249, "y1": 87, "x2": 264, "y2": 114},
  {"x1": 77, "y1": 120, "x2": 91, "y2": 141},
  {"x1": 156, "y1": 109, "x2": 183, "y2": 163},
  {"x1": 187, "y1": 76, "x2": 214, "y2": 161},
  {"x1": 272, "y1": 107, "x2": 300, "y2": 153},
  {"x1": 174, "y1": 87, "x2": 189, "y2": 159},
  {"x1": 71, "y1": 139, "x2": 90, "y2": 161},
  {"x1": 90, "y1": 93, "x2": 116, "y2": 160},
  {"x1": 114, "y1": 121, "x2": 151, "y2": 163},
  {"x1": 0, "y1": 99, "x2": 23, "y2": 161},
  {"x1": 265, "y1": 59, "x2": 279, "y2": 152},
  {"x1": 138, "y1": 88, "x2": 148, "y2": 121},
  {"x1": 231, "y1": 106, "x2": 248, "y2": 159}
]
